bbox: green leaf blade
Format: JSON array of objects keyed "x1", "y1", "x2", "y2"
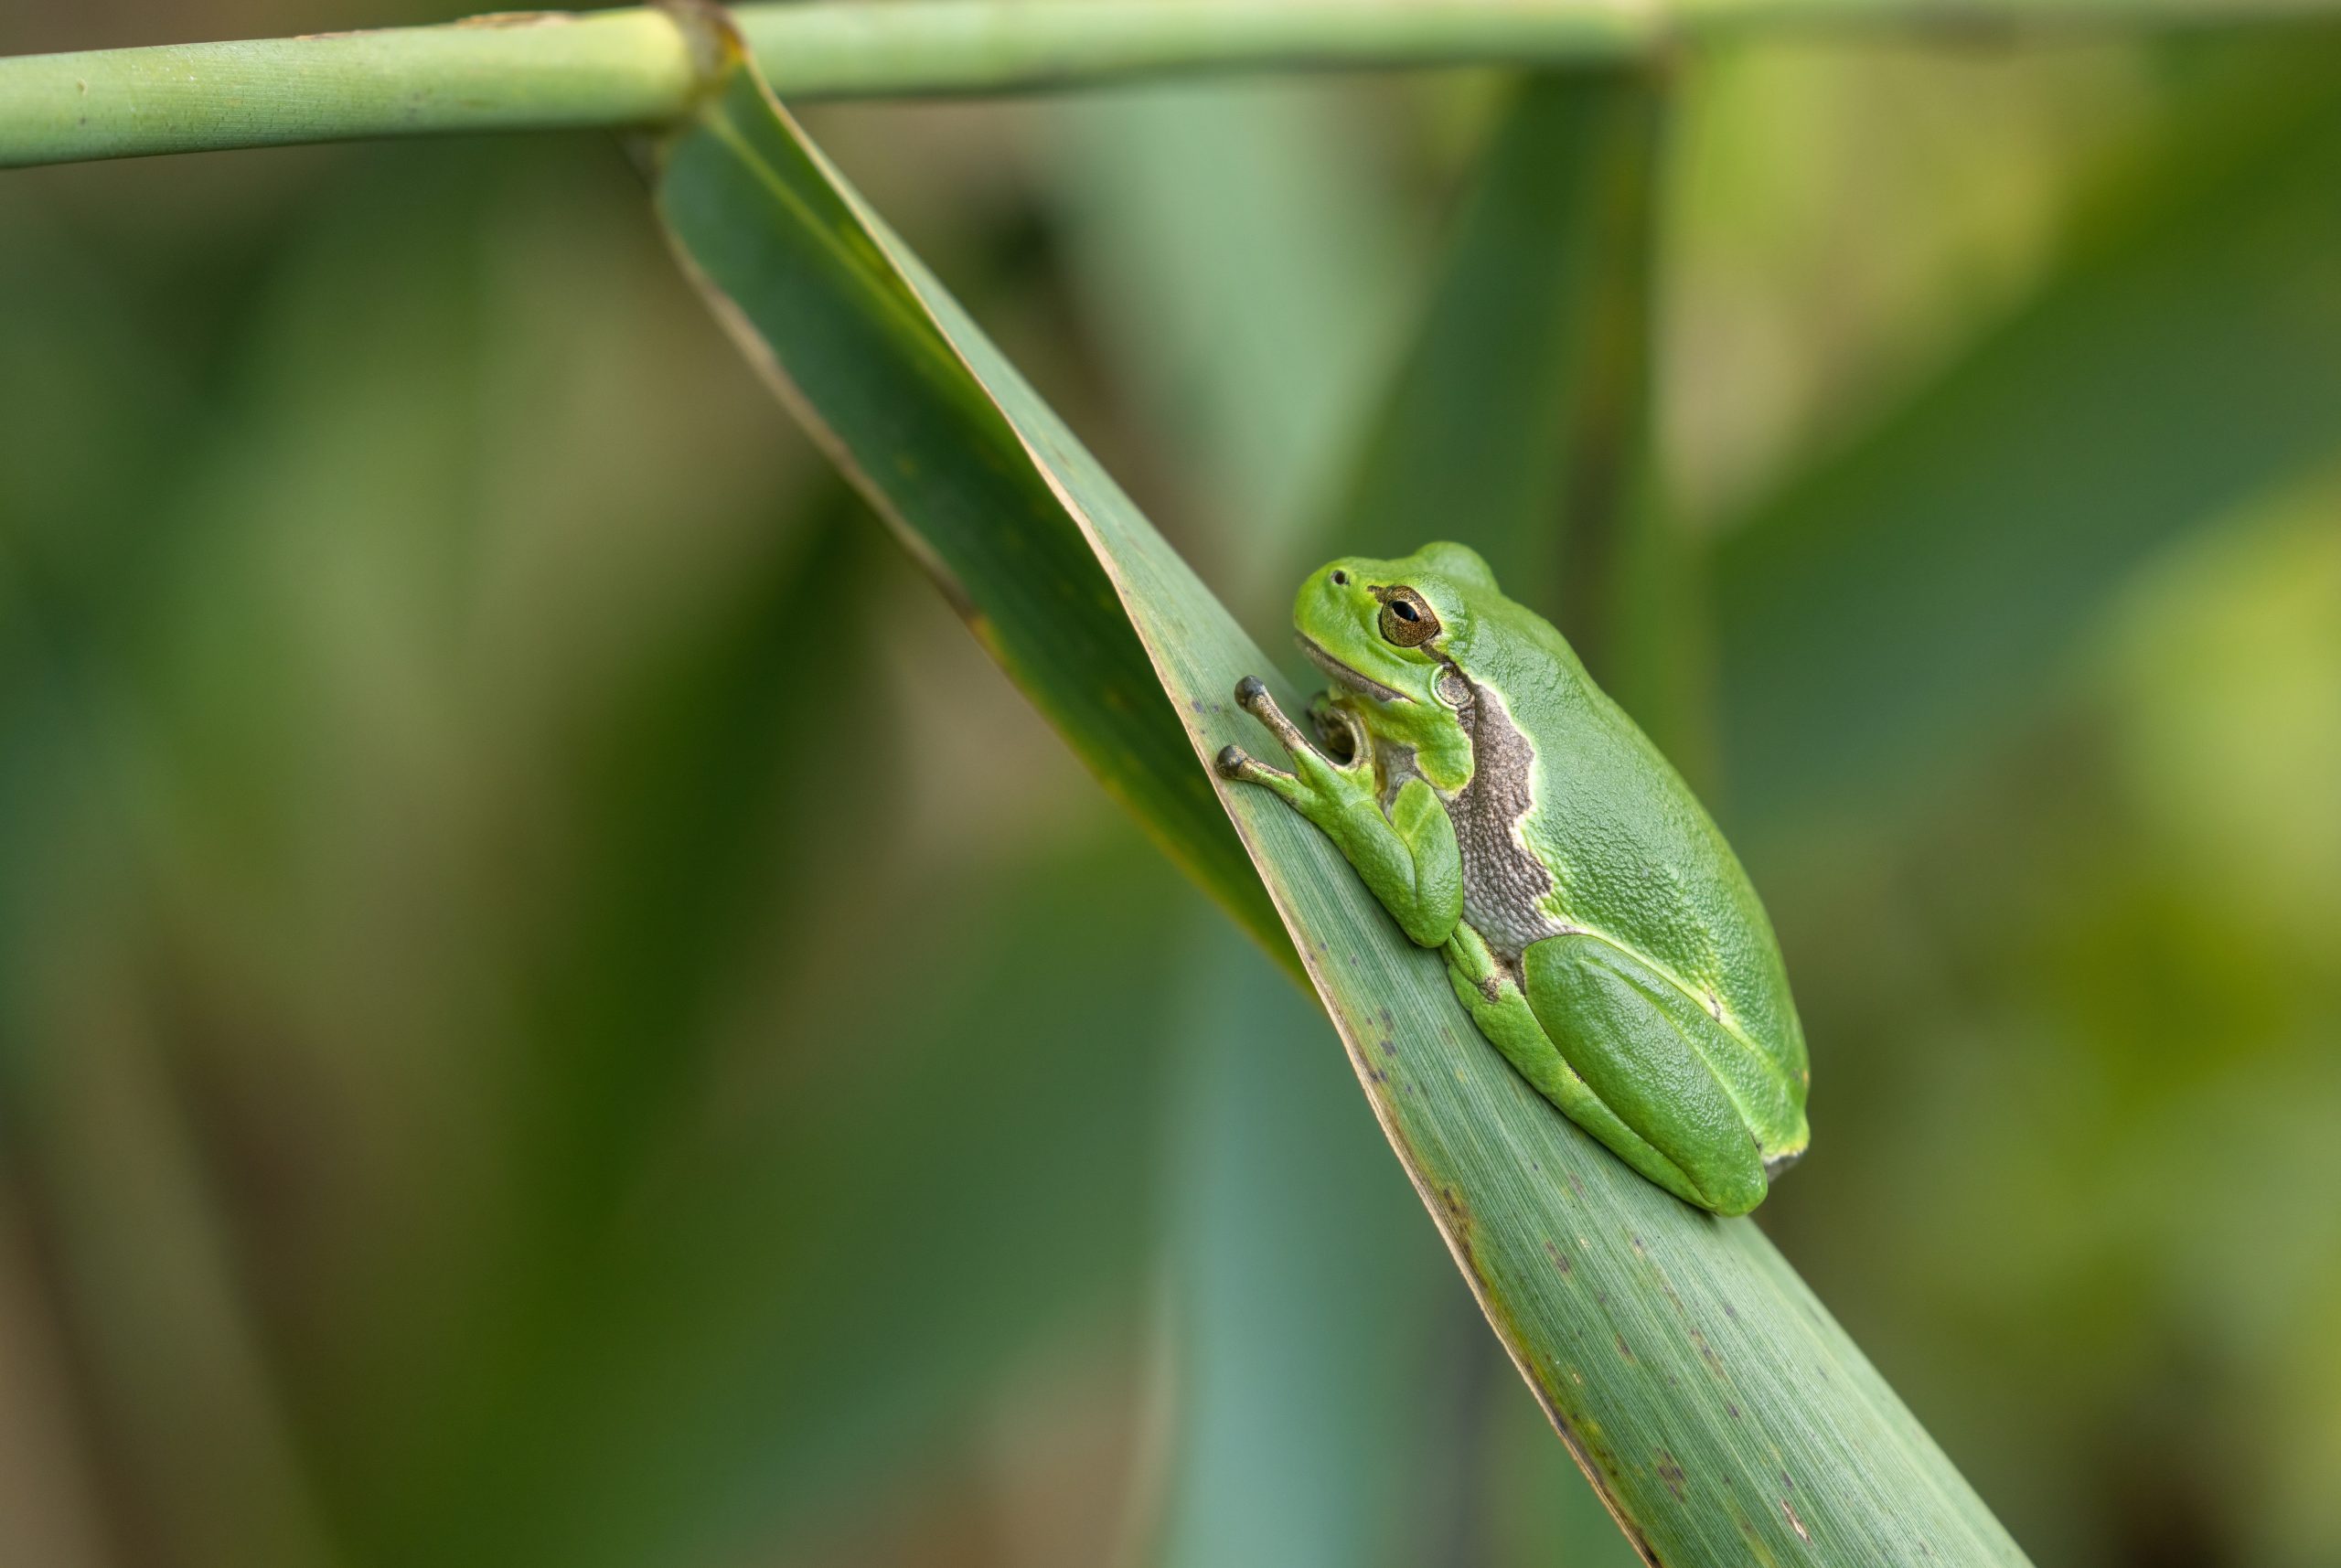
[{"x1": 655, "y1": 59, "x2": 2033, "y2": 1565}]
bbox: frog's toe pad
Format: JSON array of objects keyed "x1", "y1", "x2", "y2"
[{"x1": 1215, "y1": 744, "x2": 1293, "y2": 785}]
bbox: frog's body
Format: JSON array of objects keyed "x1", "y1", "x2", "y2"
[{"x1": 1219, "y1": 543, "x2": 1809, "y2": 1215}]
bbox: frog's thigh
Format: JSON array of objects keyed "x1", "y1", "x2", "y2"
[
  {"x1": 1518, "y1": 934, "x2": 1767, "y2": 1217},
  {"x1": 1442, "y1": 930, "x2": 1705, "y2": 1210}
]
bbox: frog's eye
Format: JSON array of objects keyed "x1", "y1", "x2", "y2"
[{"x1": 1374, "y1": 586, "x2": 1441, "y2": 648}]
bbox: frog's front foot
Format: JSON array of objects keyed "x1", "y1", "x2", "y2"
[
  {"x1": 1216, "y1": 677, "x2": 1372, "y2": 809},
  {"x1": 1220, "y1": 672, "x2": 1464, "y2": 950}
]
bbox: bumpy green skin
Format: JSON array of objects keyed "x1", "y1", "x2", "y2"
[{"x1": 1219, "y1": 543, "x2": 1809, "y2": 1215}]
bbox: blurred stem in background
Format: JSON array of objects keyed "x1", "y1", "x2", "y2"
[{"x1": 9, "y1": 0, "x2": 2341, "y2": 167}]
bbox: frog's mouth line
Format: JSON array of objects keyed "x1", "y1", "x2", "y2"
[{"x1": 1297, "y1": 634, "x2": 1411, "y2": 704}]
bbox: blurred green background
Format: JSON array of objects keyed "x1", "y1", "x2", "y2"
[{"x1": 5, "y1": 5, "x2": 2339, "y2": 1567}]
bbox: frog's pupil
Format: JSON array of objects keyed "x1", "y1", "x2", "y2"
[
  {"x1": 1331, "y1": 571, "x2": 1347, "y2": 585},
  {"x1": 1394, "y1": 601, "x2": 1418, "y2": 620}
]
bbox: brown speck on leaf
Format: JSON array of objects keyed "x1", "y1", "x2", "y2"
[
  {"x1": 1378, "y1": 1039, "x2": 1395, "y2": 1056},
  {"x1": 1727, "y1": 1403, "x2": 1740, "y2": 1419},
  {"x1": 1613, "y1": 1333, "x2": 1634, "y2": 1362},
  {"x1": 1656, "y1": 1451, "x2": 1686, "y2": 1500},
  {"x1": 1545, "y1": 1240, "x2": 1573, "y2": 1274},
  {"x1": 1782, "y1": 1499, "x2": 1810, "y2": 1542}
]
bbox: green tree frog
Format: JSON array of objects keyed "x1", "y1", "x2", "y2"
[{"x1": 1217, "y1": 543, "x2": 1810, "y2": 1215}]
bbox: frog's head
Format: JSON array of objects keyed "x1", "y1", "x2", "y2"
[{"x1": 1292, "y1": 541, "x2": 1495, "y2": 724}]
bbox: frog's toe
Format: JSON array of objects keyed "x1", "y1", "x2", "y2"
[
  {"x1": 1232, "y1": 677, "x2": 1315, "y2": 756},
  {"x1": 1214, "y1": 744, "x2": 1293, "y2": 787}
]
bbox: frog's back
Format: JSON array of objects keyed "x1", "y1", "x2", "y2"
[{"x1": 1463, "y1": 595, "x2": 1806, "y2": 1080}]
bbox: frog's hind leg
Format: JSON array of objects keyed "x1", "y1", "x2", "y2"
[
  {"x1": 1443, "y1": 926, "x2": 1707, "y2": 1210},
  {"x1": 1517, "y1": 933, "x2": 1768, "y2": 1217}
]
